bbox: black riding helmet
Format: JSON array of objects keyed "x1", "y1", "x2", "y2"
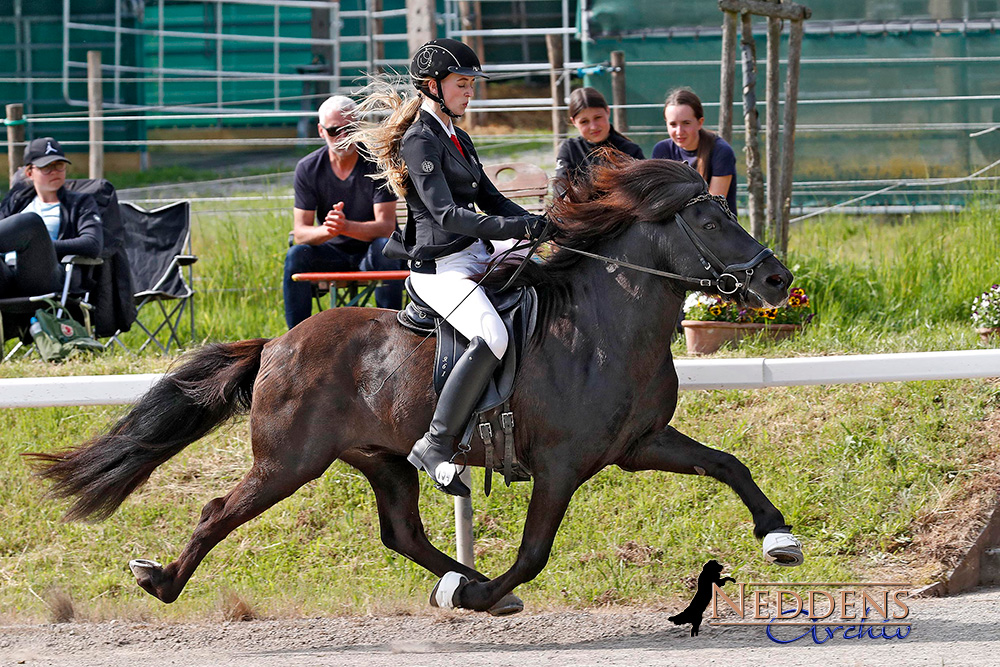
[{"x1": 410, "y1": 38, "x2": 488, "y2": 119}]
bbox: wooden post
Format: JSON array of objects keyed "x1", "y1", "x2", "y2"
[
  {"x1": 546, "y1": 34, "x2": 566, "y2": 156},
  {"x1": 766, "y1": 14, "x2": 782, "y2": 248},
  {"x1": 407, "y1": 0, "x2": 436, "y2": 54},
  {"x1": 740, "y1": 14, "x2": 765, "y2": 240},
  {"x1": 87, "y1": 50, "x2": 104, "y2": 180},
  {"x1": 310, "y1": 5, "x2": 333, "y2": 93},
  {"x1": 610, "y1": 51, "x2": 627, "y2": 132},
  {"x1": 779, "y1": 19, "x2": 804, "y2": 255},
  {"x1": 454, "y1": 468, "x2": 474, "y2": 567},
  {"x1": 6, "y1": 103, "x2": 24, "y2": 187},
  {"x1": 719, "y1": 11, "x2": 738, "y2": 143}
]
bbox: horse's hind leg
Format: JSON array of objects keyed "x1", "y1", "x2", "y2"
[
  {"x1": 342, "y1": 451, "x2": 524, "y2": 616},
  {"x1": 344, "y1": 452, "x2": 481, "y2": 580},
  {"x1": 616, "y1": 425, "x2": 803, "y2": 566},
  {"x1": 130, "y1": 460, "x2": 321, "y2": 603}
]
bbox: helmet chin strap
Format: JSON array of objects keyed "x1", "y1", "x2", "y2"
[{"x1": 427, "y1": 78, "x2": 464, "y2": 120}]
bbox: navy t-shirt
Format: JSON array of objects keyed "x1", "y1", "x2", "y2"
[
  {"x1": 293, "y1": 146, "x2": 398, "y2": 255},
  {"x1": 652, "y1": 136, "x2": 738, "y2": 215}
]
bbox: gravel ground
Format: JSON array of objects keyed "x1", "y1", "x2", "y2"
[{"x1": 2, "y1": 587, "x2": 998, "y2": 666}]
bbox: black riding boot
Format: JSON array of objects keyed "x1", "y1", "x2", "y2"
[{"x1": 408, "y1": 336, "x2": 500, "y2": 497}]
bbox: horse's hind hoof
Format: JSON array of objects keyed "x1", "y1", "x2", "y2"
[
  {"x1": 129, "y1": 558, "x2": 162, "y2": 578},
  {"x1": 488, "y1": 593, "x2": 524, "y2": 616},
  {"x1": 129, "y1": 558, "x2": 168, "y2": 600},
  {"x1": 763, "y1": 531, "x2": 804, "y2": 567}
]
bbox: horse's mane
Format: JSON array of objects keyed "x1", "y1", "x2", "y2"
[{"x1": 485, "y1": 153, "x2": 708, "y2": 325}]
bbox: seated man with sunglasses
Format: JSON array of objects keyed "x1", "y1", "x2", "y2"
[
  {"x1": 284, "y1": 95, "x2": 403, "y2": 328},
  {"x1": 0, "y1": 137, "x2": 103, "y2": 299}
]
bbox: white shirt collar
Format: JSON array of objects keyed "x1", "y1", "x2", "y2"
[{"x1": 421, "y1": 99, "x2": 455, "y2": 136}]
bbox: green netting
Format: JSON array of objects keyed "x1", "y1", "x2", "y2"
[{"x1": 581, "y1": 2, "x2": 1000, "y2": 206}]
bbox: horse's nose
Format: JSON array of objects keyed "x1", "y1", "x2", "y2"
[{"x1": 765, "y1": 268, "x2": 792, "y2": 292}]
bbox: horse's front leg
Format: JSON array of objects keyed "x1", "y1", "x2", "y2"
[
  {"x1": 616, "y1": 425, "x2": 803, "y2": 566},
  {"x1": 453, "y1": 474, "x2": 578, "y2": 612}
]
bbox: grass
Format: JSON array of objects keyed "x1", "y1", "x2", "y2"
[{"x1": 2, "y1": 186, "x2": 1000, "y2": 622}]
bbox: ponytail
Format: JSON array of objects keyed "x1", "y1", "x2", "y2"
[{"x1": 348, "y1": 77, "x2": 424, "y2": 198}]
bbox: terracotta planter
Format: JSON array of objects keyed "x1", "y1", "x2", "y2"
[
  {"x1": 977, "y1": 327, "x2": 1000, "y2": 343},
  {"x1": 681, "y1": 320, "x2": 802, "y2": 356}
]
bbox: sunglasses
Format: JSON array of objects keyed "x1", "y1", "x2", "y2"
[
  {"x1": 322, "y1": 124, "x2": 350, "y2": 137},
  {"x1": 33, "y1": 162, "x2": 68, "y2": 175}
]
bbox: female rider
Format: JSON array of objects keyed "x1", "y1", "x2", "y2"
[{"x1": 353, "y1": 39, "x2": 545, "y2": 497}]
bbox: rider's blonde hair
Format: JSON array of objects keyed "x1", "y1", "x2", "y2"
[{"x1": 347, "y1": 76, "x2": 425, "y2": 198}]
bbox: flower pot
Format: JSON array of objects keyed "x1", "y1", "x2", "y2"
[
  {"x1": 681, "y1": 320, "x2": 802, "y2": 356},
  {"x1": 977, "y1": 327, "x2": 1000, "y2": 343}
]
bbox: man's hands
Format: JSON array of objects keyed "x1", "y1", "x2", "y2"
[{"x1": 322, "y1": 201, "x2": 350, "y2": 238}]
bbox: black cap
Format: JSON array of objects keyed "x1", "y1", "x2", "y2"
[{"x1": 23, "y1": 137, "x2": 71, "y2": 168}]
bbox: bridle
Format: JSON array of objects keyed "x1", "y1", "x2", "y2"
[{"x1": 551, "y1": 192, "x2": 774, "y2": 298}]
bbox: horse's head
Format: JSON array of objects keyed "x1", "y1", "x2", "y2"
[
  {"x1": 663, "y1": 193, "x2": 793, "y2": 309},
  {"x1": 542, "y1": 156, "x2": 792, "y2": 309}
]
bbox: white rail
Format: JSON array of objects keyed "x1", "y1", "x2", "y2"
[{"x1": 2, "y1": 350, "x2": 1000, "y2": 409}]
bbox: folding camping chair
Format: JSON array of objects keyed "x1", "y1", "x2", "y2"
[
  {"x1": 0, "y1": 177, "x2": 124, "y2": 361},
  {"x1": 0, "y1": 255, "x2": 102, "y2": 361},
  {"x1": 118, "y1": 200, "x2": 196, "y2": 353}
]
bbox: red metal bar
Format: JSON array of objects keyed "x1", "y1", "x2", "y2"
[{"x1": 291, "y1": 270, "x2": 410, "y2": 283}]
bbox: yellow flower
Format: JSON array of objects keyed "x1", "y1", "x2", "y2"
[
  {"x1": 760, "y1": 308, "x2": 777, "y2": 320},
  {"x1": 709, "y1": 305, "x2": 723, "y2": 316}
]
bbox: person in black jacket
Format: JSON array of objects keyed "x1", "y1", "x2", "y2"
[
  {"x1": 352, "y1": 39, "x2": 546, "y2": 497},
  {"x1": 0, "y1": 137, "x2": 103, "y2": 298},
  {"x1": 554, "y1": 87, "x2": 644, "y2": 191}
]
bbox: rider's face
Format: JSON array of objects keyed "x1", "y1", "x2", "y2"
[{"x1": 433, "y1": 74, "x2": 475, "y2": 117}]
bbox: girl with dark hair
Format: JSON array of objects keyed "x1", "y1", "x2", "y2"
[
  {"x1": 554, "y1": 87, "x2": 644, "y2": 188},
  {"x1": 351, "y1": 39, "x2": 545, "y2": 497},
  {"x1": 652, "y1": 88, "x2": 738, "y2": 214}
]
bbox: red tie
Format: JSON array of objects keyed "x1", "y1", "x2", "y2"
[{"x1": 450, "y1": 134, "x2": 465, "y2": 157}]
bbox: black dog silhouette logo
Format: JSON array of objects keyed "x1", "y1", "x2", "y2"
[{"x1": 669, "y1": 560, "x2": 735, "y2": 636}]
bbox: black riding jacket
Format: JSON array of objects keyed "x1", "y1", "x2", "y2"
[{"x1": 385, "y1": 110, "x2": 530, "y2": 267}]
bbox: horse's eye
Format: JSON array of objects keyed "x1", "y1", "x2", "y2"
[{"x1": 703, "y1": 222, "x2": 717, "y2": 231}]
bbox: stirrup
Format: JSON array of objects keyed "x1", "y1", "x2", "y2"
[{"x1": 407, "y1": 440, "x2": 470, "y2": 497}]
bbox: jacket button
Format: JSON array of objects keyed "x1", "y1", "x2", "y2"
[{"x1": 471, "y1": 182, "x2": 477, "y2": 188}]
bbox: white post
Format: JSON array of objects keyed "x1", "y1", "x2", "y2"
[{"x1": 454, "y1": 468, "x2": 474, "y2": 567}]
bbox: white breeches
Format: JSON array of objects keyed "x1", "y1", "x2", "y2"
[{"x1": 408, "y1": 239, "x2": 527, "y2": 361}]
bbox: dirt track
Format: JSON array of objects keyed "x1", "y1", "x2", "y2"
[{"x1": 2, "y1": 587, "x2": 999, "y2": 666}]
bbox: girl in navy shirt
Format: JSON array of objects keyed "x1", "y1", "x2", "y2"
[{"x1": 652, "y1": 88, "x2": 738, "y2": 215}]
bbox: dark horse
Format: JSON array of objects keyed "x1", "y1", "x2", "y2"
[{"x1": 28, "y1": 158, "x2": 803, "y2": 614}]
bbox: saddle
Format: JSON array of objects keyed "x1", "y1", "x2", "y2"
[{"x1": 397, "y1": 278, "x2": 536, "y2": 492}]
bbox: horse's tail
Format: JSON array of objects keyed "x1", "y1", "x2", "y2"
[{"x1": 25, "y1": 338, "x2": 269, "y2": 522}]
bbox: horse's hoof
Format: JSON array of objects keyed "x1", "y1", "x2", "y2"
[
  {"x1": 428, "y1": 571, "x2": 468, "y2": 609},
  {"x1": 487, "y1": 593, "x2": 524, "y2": 616},
  {"x1": 763, "y1": 531, "x2": 804, "y2": 566},
  {"x1": 128, "y1": 558, "x2": 162, "y2": 578}
]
